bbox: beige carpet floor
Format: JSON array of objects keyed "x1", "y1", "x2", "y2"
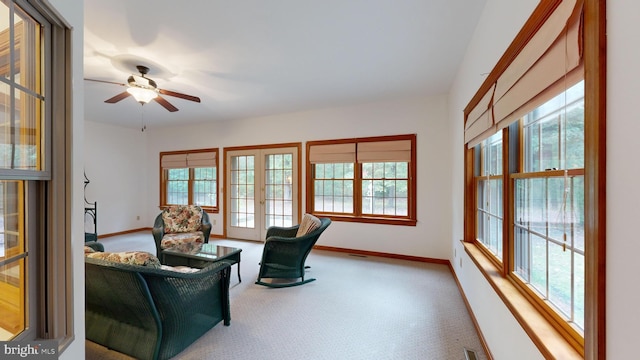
[{"x1": 85, "y1": 232, "x2": 487, "y2": 360}]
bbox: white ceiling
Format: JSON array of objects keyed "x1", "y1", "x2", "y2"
[{"x1": 84, "y1": 0, "x2": 487, "y2": 129}]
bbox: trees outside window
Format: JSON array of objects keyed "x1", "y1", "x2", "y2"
[
  {"x1": 160, "y1": 149, "x2": 218, "y2": 212},
  {"x1": 513, "y1": 81, "x2": 585, "y2": 332},
  {"x1": 306, "y1": 134, "x2": 416, "y2": 226}
]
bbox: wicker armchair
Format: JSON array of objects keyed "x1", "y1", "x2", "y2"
[
  {"x1": 85, "y1": 256, "x2": 231, "y2": 360},
  {"x1": 152, "y1": 205, "x2": 212, "y2": 258},
  {"x1": 84, "y1": 241, "x2": 104, "y2": 252},
  {"x1": 256, "y1": 216, "x2": 331, "y2": 288}
]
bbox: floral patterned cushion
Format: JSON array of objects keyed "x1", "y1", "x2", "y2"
[
  {"x1": 162, "y1": 205, "x2": 204, "y2": 234},
  {"x1": 160, "y1": 265, "x2": 200, "y2": 273},
  {"x1": 84, "y1": 246, "x2": 96, "y2": 254},
  {"x1": 86, "y1": 251, "x2": 161, "y2": 268},
  {"x1": 161, "y1": 232, "x2": 205, "y2": 249}
]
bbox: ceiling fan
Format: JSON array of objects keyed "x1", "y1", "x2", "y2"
[{"x1": 85, "y1": 65, "x2": 201, "y2": 112}]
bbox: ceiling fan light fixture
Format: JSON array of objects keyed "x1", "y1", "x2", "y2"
[
  {"x1": 85, "y1": 64, "x2": 199, "y2": 112},
  {"x1": 127, "y1": 86, "x2": 158, "y2": 104}
]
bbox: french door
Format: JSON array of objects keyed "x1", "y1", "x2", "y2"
[{"x1": 226, "y1": 146, "x2": 300, "y2": 241}]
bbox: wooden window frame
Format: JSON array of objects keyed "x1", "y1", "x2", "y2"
[
  {"x1": 474, "y1": 133, "x2": 505, "y2": 265},
  {"x1": 306, "y1": 134, "x2": 417, "y2": 226},
  {"x1": 0, "y1": 0, "x2": 74, "y2": 352},
  {"x1": 462, "y1": 0, "x2": 605, "y2": 359},
  {"x1": 159, "y1": 148, "x2": 219, "y2": 213}
]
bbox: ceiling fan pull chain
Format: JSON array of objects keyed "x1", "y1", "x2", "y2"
[{"x1": 140, "y1": 106, "x2": 146, "y2": 132}]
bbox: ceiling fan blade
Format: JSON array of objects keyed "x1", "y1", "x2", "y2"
[
  {"x1": 84, "y1": 78, "x2": 127, "y2": 87},
  {"x1": 154, "y1": 95, "x2": 179, "y2": 112},
  {"x1": 104, "y1": 91, "x2": 132, "y2": 103},
  {"x1": 158, "y1": 89, "x2": 201, "y2": 103}
]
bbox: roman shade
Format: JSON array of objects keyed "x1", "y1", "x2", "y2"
[
  {"x1": 308, "y1": 143, "x2": 356, "y2": 164},
  {"x1": 161, "y1": 151, "x2": 217, "y2": 169},
  {"x1": 464, "y1": 0, "x2": 584, "y2": 148},
  {"x1": 187, "y1": 152, "x2": 217, "y2": 168},
  {"x1": 161, "y1": 154, "x2": 187, "y2": 169},
  {"x1": 309, "y1": 136, "x2": 415, "y2": 164},
  {"x1": 464, "y1": 84, "x2": 496, "y2": 146},
  {"x1": 357, "y1": 140, "x2": 412, "y2": 163}
]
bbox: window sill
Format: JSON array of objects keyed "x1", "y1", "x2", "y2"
[
  {"x1": 462, "y1": 241, "x2": 582, "y2": 360},
  {"x1": 314, "y1": 213, "x2": 417, "y2": 226},
  {"x1": 158, "y1": 205, "x2": 219, "y2": 214}
]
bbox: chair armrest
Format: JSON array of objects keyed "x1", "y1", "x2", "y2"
[
  {"x1": 152, "y1": 213, "x2": 166, "y2": 256},
  {"x1": 85, "y1": 241, "x2": 104, "y2": 252},
  {"x1": 266, "y1": 225, "x2": 299, "y2": 239},
  {"x1": 265, "y1": 235, "x2": 306, "y2": 244},
  {"x1": 142, "y1": 261, "x2": 232, "y2": 328},
  {"x1": 201, "y1": 211, "x2": 212, "y2": 243}
]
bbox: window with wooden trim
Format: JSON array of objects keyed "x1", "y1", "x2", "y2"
[
  {"x1": 306, "y1": 134, "x2": 416, "y2": 225},
  {"x1": 0, "y1": 0, "x2": 72, "y2": 348},
  {"x1": 513, "y1": 80, "x2": 586, "y2": 332},
  {"x1": 463, "y1": 0, "x2": 604, "y2": 358},
  {"x1": 160, "y1": 149, "x2": 219, "y2": 212},
  {"x1": 475, "y1": 132, "x2": 503, "y2": 261}
]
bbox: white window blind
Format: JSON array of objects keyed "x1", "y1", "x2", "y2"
[
  {"x1": 161, "y1": 151, "x2": 217, "y2": 169},
  {"x1": 187, "y1": 152, "x2": 217, "y2": 168},
  {"x1": 357, "y1": 140, "x2": 412, "y2": 163},
  {"x1": 160, "y1": 154, "x2": 187, "y2": 169},
  {"x1": 308, "y1": 143, "x2": 356, "y2": 164},
  {"x1": 464, "y1": 0, "x2": 584, "y2": 148}
]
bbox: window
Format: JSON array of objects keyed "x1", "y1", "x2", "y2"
[
  {"x1": 462, "y1": 0, "x2": 605, "y2": 358},
  {"x1": 0, "y1": 0, "x2": 72, "y2": 347},
  {"x1": 513, "y1": 81, "x2": 585, "y2": 331},
  {"x1": 475, "y1": 132, "x2": 503, "y2": 261},
  {"x1": 160, "y1": 149, "x2": 219, "y2": 212},
  {"x1": 306, "y1": 134, "x2": 416, "y2": 225},
  {"x1": 0, "y1": 181, "x2": 26, "y2": 340},
  {"x1": 313, "y1": 163, "x2": 354, "y2": 213}
]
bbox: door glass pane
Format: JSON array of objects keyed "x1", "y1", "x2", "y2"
[
  {"x1": 230, "y1": 156, "x2": 255, "y2": 228},
  {"x1": 0, "y1": 180, "x2": 25, "y2": 340},
  {"x1": 264, "y1": 153, "x2": 293, "y2": 228}
]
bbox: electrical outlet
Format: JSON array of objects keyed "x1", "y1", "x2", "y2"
[
  {"x1": 213, "y1": 219, "x2": 217, "y2": 225},
  {"x1": 136, "y1": 215, "x2": 140, "y2": 221}
]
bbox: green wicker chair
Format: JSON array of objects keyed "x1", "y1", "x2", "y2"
[
  {"x1": 255, "y1": 217, "x2": 331, "y2": 288},
  {"x1": 85, "y1": 257, "x2": 230, "y2": 360},
  {"x1": 84, "y1": 241, "x2": 104, "y2": 252},
  {"x1": 152, "y1": 205, "x2": 212, "y2": 258}
]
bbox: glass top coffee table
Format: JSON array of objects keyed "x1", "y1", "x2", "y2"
[{"x1": 161, "y1": 242, "x2": 242, "y2": 283}]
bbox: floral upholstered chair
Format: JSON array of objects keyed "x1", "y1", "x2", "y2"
[{"x1": 152, "y1": 205, "x2": 212, "y2": 258}]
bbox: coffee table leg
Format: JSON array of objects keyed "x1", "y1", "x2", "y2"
[{"x1": 237, "y1": 253, "x2": 241, "y2": 282}]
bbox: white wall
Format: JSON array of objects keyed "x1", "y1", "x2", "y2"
[
  {"x1": 46, "y1": 0, "x2": 84, "y2": 359},
  {"x1": 77, "y1": 0, "x2": 640, "y2": 358},
  {"x1": 448, "y1": 0, "x2": 543, "y2": 359},
  {"x1": 142, "y1": 95, "x2": 453, "y2": 259},
  {"x1": 84, "y1": 121, "x2": 149, "y2": 234},
  {"x1": 450, "y1": 1, "x2": 640, "y2": 359},
  {"x1": 606, "y1": 1, "x2": 640, "y2": 359}
]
